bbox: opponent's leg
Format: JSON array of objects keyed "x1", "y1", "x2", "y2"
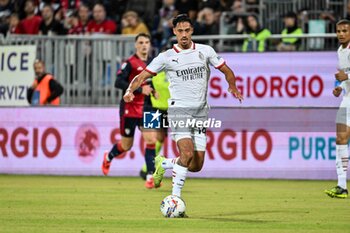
[
  {"x1": 102, "y1": 137, "x2": 133, "y2": 176},
  {"x1": 142, "y1": 130, "x2": 158, "y2": 188},
  {"x1": 102, "y1": 116, "x2": 137, "y2": 176}
]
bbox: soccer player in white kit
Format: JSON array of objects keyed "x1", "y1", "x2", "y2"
[
  {"x1": 123, "y1": 14, "x2": 243, "y2": 198},
  {"x1": 325, "y1": 19, "x2": 350, "y2": 198}
]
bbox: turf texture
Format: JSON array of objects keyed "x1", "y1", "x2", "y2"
[{"x1": 0, "y1": 175, "x2": 349, "y2": 233}]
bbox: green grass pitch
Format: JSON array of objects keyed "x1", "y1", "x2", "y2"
[{"x1": 0, "y1": 175, "x2": 349, "y2": 233}]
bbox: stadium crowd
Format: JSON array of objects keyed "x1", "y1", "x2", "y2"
[{"x1": 0, "y1": 0, "x2": 348, "y2": 51}]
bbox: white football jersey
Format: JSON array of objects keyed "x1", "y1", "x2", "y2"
[
  {"x1": 337, "y1": 44, "x2": 350, "y2": 97},
  {"x1": 146, "y1": 42, "x2": 225, "y2": 108}
]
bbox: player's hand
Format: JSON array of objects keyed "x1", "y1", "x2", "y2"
[
  {"x1": 153, "y1": 90, "x2": 159, "y2": 99},
  {"x1": 333, "y1": 86, "x2": 342, "y2": 97},
  {"x1": 123, "y1": 90, "x2": 135, "y2": 102},
  {"x1": 335, "y1": 70, "x2": 348, "y2": 82},
  {"x1": 228, "y1": 86, "x2": 243, "y2": 103},
  {"x1": 142, "y1": 85, "x2": 153, "y2": 96}
]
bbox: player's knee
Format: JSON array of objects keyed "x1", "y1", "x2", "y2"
[
  {"x1": 121, "y1": 142, "x2": 133, "y2": 151},
  {"x1": 123, "y1": 145, "x2": 132, "y2": 151},
  {"x1": 144, "y1": 137, "x2": 157, "y2": 145},
  {"x1": 336, "y1": 136, "x2": 348, "y2": 145}
]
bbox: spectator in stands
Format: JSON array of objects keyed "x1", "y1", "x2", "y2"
[
  {"x1": 13, "y1": 0, "x2": 27, "y2": 19},
  {"x1": 346, "y1": 1, "x2": 350, "y2": 20},
  {"x1": 65, "y1": 10, "x2": 78, "y2": 34},
  {"x1": 39, "y1": 4, "x2": 66, "y2": 35},
  {"x1": 219, "y1": 0, "x2": 235, "y2": 11},
  {"x1": 57, "y1": 0, "x2": 79, "y2": 18},
  {"x1": 225, "y1": 0, "x2": 245, "y2": 51},
  {"x1": 245, "y1": 0, "x2": 260, "y2": 14},
  {"x1": 242, "y1": 14, "x2": 271, "y2": 52},
  {"x1": 18, "y1": 0, "x2": 42, "y2": 35},
  {"x1": 38, "y1": 0, "x2": 60, "y2": 14},
  {"x1": 226, "y1": 0, "x2": 245, "y2": 34},
  {"x1": 105, "y1": 0, "x2": 127, "y2": 26},
  {"x1": 66, "y1": 3, "x2": 90, "y2": 35},
  {"x1": 121, "y1": 10, "x2": 149, "y2": 35},
  {"x1": 198, "y1": 0, "x2": 221, "y2": 11},
  {"x1": 124, "y1": 0, "x2": 157, "y2": 32},
  {"x1": 198, "y1": 0, "x2": 222, "y2": 21},
  {"x1": 231, "y1": 0, "x2": 243, "y2": 12},
  {"x1": 0, "y1": 0, "x2": 14, "y2": 35},
  {"x1": 0, "y1": 0, "x2": 13, "y2": 17},
  {"x1": 86, "y1": 3, "x2": 116, "y2": 34},
  {"x1": 27, "y1": 59, "x2": 64, "y2": 106},
  {"x1": 152, "y1": 0, "x2": 176, "y2": 48},
  {"x1": 7, "y1": 13, "x2": 20, "y2": 35},
  {"x1": 175, "y1": 0, "x2": 198, "y2": 21},
  {"x1": 194, "y1": 7, "x2": 219, "y2": 35},
  {"x1": 276, "y1": 12, "x2": 303, "y2": 51}
]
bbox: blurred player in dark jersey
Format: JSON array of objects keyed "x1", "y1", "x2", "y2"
[
  {"x1": 102, "y1": 33, "x2": 159, "y2": 189},
  {"x1": 139, "y1": 71, "x2": 170, "y2": 180}
]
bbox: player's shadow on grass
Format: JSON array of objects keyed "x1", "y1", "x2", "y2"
[{"x1": 198, "y1": 210, "x2": 290, "y2": 223}]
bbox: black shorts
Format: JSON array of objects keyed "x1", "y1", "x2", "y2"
[
  {"x1": 119, "y1": 97, "x2": 169, "y2": 137},
  {"x1": 119, "y1": 102, "x2": 143, "y2": 137},
  {"x1": 120, "y1": 116, "x2": 143, "y2": 137}
]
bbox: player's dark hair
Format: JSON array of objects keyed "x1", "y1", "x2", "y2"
[
  {"x1": 172, "y1": 14, "x2": 193, "y2": 28},
  {"x1": 337, "y1": 19, "x2": 350, "y2": 26},
  {"x1": 135, "y1": 33, "x2": 151, "y2": 41}
]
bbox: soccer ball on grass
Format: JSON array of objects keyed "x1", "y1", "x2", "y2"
[{"x1": 160, "y1": 195, "x2": 186, "y2": 218}]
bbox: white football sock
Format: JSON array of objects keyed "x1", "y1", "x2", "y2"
[
  {"x1": 336, "y1": 144, "x2": 349, "y2": 189},
  {"x1": 161, "y1": 158, "x2": 178, "y2": 170},
  {"x1": 172, "y1": 163, "x2": 188, "y2": 197},
  {"x1": 146, "y1": 174, "x2": 153, "y2": 182}
]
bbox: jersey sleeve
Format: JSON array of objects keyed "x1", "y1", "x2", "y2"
[
  {"x1": 115, "y1": 61, "x2": 143, "y2": 94},
  {"x1": 115, "y1": 61, "x2": 132, "y2": 91},
  {"x1": 340, "y1": 80, "x2": 349, "y2": 90},
  {"x1": 145, "y1": 53, "x2": 166, "y2": 75},
  {"x1": 207, "y1": 46, "x2": 225, "y2": 69}
]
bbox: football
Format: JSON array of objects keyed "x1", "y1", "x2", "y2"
[{"x1": 160, "y1": 195, "x2": 186, "y2": 218}]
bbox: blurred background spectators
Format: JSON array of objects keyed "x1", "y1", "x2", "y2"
[{"x1": 0, "y1": 0, "x2": 348, "y2": 50}]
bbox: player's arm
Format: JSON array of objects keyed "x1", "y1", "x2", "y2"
[
  {"x1": 115, "y1": 62, "x2": 141, "y2": 93},
  {"x1": 123, "y1": 70, "x2": 153, "y2": 102},
  {"x1": 333, "y1": 80, "x2": 347, "y2": 97},
  {"x1": 219, "y1": 64, "x2": 243, "y2": 102},
  {"x1": 335, "y1": 70, "x2": 349, "y2": 82},
  {"x1": 334, "y1": 70, "x2": 349, "y2": 97}
]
